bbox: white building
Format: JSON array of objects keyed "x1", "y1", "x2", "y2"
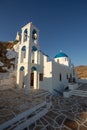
[{"x1": 17, "y1": 22, "x2": 77, "y2": 93}]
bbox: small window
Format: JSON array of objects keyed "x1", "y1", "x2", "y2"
[
  {"x1": 57, "y1": 59, "x2": 59, "y2": 63},
  {"x1": 59, "y1": 73, "x2": 62, "y2": 81},
  {"x1": 20, "y1": 66, "x2": 24, "y2": 71},
  {"x1": 39, "y1": 73, "x2": 43, "y2": 81},
  {"x1": 32, "y1": 59, "x2": 34, "y2": 63},
  {"x1": 66, "y1": 74, "x2": 68, "y2": 79},
  {"x1": 70, "y1": 74, "x2": 72, "y2": 78}
]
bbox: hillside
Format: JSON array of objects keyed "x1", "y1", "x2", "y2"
[
  {"x1": 0, "y1": 41, "x2": 18, "y2": 73},
  {"x1": 75, "y1": 65, "x2": 87, "y2": 79}
]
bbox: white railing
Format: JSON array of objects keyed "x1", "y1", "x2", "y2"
[
  {"x1": 0, "y1": 101, "x2": 51, "y2": 130},
  {"x1": 63, "y1": 89, "x2": 87, "y2": 98},
  {"x1": 72, "y1": 90, "x2": 87, "y2": 97}
]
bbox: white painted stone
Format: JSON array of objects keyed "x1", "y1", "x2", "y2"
[{"x1": 16, "y1": 22, "x2": 77, "y2": 94}]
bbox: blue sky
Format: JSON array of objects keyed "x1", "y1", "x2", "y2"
[{"x1": 0, "y1": 0, "x2": 87, "y2": 66}]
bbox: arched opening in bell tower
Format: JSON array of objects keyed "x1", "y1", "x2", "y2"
[
  {"x1": 23, "y1": 29, "x2": 28, "y2": 42},
  {"x1": 31, "y1": 46, "x2": 38, "y2": 63}
]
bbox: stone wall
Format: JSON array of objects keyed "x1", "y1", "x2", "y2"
[{"x1": 0, "y1": 77, "x2": 16, "y2": 90}]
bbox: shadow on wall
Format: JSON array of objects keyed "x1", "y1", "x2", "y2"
[
  {"x1": 42, "y1": 77, "x2": 66, "y2": 94},
  {"x1": 42, "y1": 77, "x2": 52, "y2": 92},
  {"x1": 16, "y1": 73, "x2": 30, "y2": 90}
]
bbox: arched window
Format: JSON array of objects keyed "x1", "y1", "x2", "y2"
[
  {"x1": 66, "y1": 74, "x2": 68, "y2": 79},
  {"x1": 32, "y1": 46, "x2": 37, "y2": 51},
  {"x1": 24, "y1": 29, "x2": 28, "y2": 42},
  {"x1": 31, "y1": 66, "x2": 37, "y2": 71},
  {"x1": 20, "y1": 66, "x2": 24, "y2": 71},
  {"x1": 22, "y1": 46, "x2": 26, "y2": 51},
  {"x1": 59, "y1": 73, "x2": 62, "y2": 81},
  {"x1": 21, "y1": 46, "x2": 26, "y2": 58}
]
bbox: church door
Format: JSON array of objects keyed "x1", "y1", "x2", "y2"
[{"x1": 30, "y1": 72, "x2": 34, "y2": 88}]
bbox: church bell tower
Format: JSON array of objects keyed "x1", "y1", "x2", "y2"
[{"x1": 17, "y1": 22, "x2": 40, "y2": 90}]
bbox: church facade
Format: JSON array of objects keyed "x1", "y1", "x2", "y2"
[{"x1": 17, "y1": 22, "x2": 77, "y2": 93}]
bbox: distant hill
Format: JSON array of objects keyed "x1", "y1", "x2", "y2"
[{"x1": 75, "y1": 66, "x2": 87, "y2": 78}]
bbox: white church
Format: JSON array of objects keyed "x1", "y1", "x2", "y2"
[{"x1": 17, "y1": 22, "x2": 77, "y2": 94}]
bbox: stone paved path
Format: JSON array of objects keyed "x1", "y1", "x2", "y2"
[
  {"x1": 29, "y1": 95, "x2": 87, "y2": 130},
  {"x1": 0, "y1": 83, "x2": 87, "y2": 130},
  {"x1": 29, "y1": 83, "x2": 87, "y2": 130},
  {"x1": 0, "y1": 88, "x2": 48, "y2": 124}
]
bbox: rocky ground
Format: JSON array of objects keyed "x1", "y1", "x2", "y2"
[{"x1": 0, "y1": 84, "x2": 87, "y2": 130}]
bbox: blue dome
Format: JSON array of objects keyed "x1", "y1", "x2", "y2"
[{"x1": 54, "y1": 52, "x2": 68, "y2": 58}]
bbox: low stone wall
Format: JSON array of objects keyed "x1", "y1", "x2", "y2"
[
  {"x1": 0, "y1": 78, "x2": 16, "y2": 90},
  {"x1": 0, "y1": 72, "x2": 10, "y2": 79}
]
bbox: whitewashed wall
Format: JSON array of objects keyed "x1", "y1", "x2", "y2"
[
  {"x1": 42, "y1": 60, "x2": 53, "y2": 93},
  {"x1": 52, "y1": 61, "x2": 73, "y2": 92}
]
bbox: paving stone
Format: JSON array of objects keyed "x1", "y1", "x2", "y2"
[
  {"x1": 54, "y1": 121, "x2": 59, "y2": 127},
  {"x1": 61, "y1": 126, "x2": 70, "y2": 130},
  {"x1": 36, "y1": 119, "x2": 43, "y2": 125},
  {"x1": 55, "y1": 114, "x2": 66, "y2": 126},
  {"x1": 52, "y1": 108, "x2": 60, "y2": 114},
  {"x1": 46, "y1": 125, "x2": 55, "y2": 130},
  {"x1": 79, "y1": 125, "x2": 87, "y2": 130},
  {"x1": 55, "y1": 128, "x2": 60, "y2": 130},
  {"x1": 46, "y1": 110, "x2": 58, "y2": 119},
  {"x1": 84, "y1": 121, "x2": 87, "y2": 126},
  {"x1": 61, "y1": 111, "x2": 74, "y2": 120},
  {"x1": 64, "y1": 118, "x2": 78, "y2": 130},
  {"x1": 44, "y1": 115, "x2": 54, "y2": 126},
  {"x1": 40, "y1": 118, "x2": 49, "y2": 125},
  {"x1": 76, "y1": 112, "x2": 87, "y2": 122},
  {"x1": 29, "y1": 123, "x2": 35, "y2": 130},
  {"x1": 34, "y1": 126, "x2": 43, "y2": 130}
]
